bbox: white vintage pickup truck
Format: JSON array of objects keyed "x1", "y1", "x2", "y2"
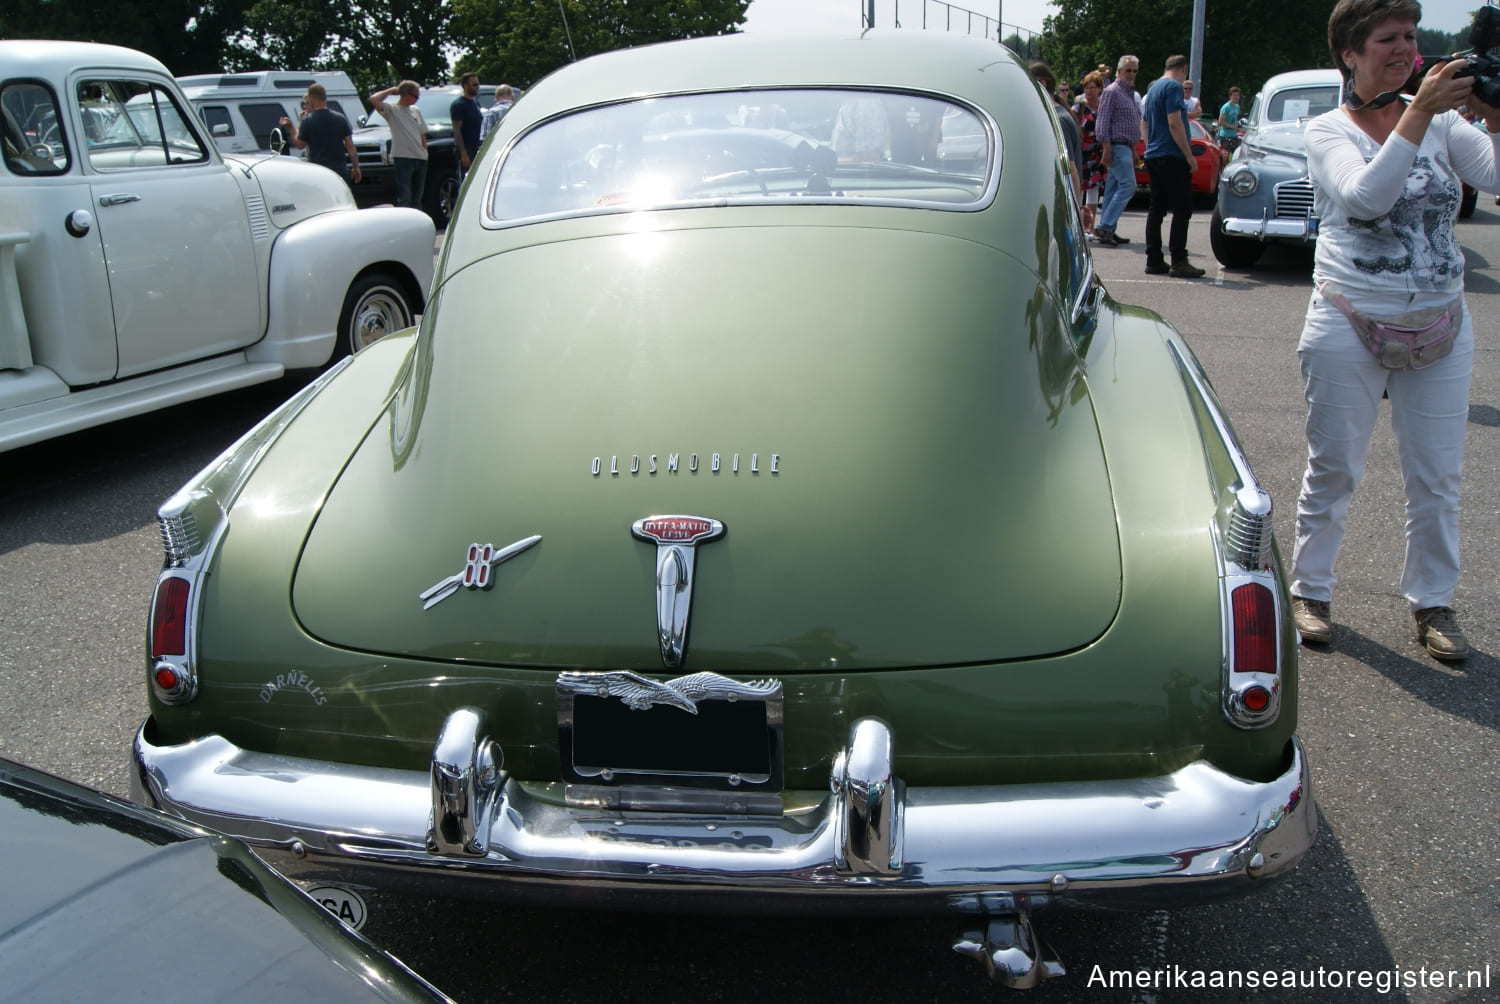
[{"x1": 0, "y1": 40, "x2": 435, "y2": 452}]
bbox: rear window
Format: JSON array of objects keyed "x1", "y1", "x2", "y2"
[
  {"x1": 486, "y1": 88, "x2": 996, "y2": 224},
  {"x1": 2, "y1": 81, "x2": 70, "y2": 175}
]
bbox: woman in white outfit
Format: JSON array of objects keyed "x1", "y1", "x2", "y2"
[{"x1": 1291, "y1": 0, "x2": 1500, "y2": 660}]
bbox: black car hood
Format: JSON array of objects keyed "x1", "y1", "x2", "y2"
[{"x1": 0, "y1": 761, "x2": 445, "y2": 1002}]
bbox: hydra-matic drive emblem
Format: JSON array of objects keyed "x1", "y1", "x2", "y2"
[
  {"x1": 420, "y1": 535, "x2": 542, "y2": 609},
  {"x1": 632, "y1": 515, "x2": 724, "y2": 669}
]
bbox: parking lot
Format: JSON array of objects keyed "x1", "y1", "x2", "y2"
[{"x1": 3, "y1": 203, "x2": 1497, "y2": 1002}]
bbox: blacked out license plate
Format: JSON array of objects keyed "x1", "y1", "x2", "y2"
[{"x1": 556, "y1": 671, "x2": 784, "y2": 793}]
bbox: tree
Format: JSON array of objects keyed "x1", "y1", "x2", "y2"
[
  {"x1": 3, "y1": 0, "x2": 747, "y2": 95},
  {"x1": 2, "y1": 0, "x2": 257, "y2": 73},
  {"x1": 451, "y1": 0, "x2": 749, "y2": 89},
  {"x1": 1041, "y1": 0, "x2": 1334, "y2": 108},
  {"x1": 227, "y1": 0, "x2": 348, "y2": 71},
  {"x1": 1417, "y1": 26, "x2": 1465, "y2": 58},
  {"x1": 217, "y1": 0, "x2": 453, "y2": 93}
]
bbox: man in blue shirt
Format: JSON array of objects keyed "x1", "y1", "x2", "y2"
[
  {"x1": 451, "y1": 73, "x2": 483, "y2": 181},
  {"x1": 1141, "y1": 55, "x2": 1205, "y2": 278}
]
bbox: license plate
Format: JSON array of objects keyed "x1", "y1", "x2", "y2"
[{"x1": 556, "y1": 671, "x2": 783, "y2": 793}]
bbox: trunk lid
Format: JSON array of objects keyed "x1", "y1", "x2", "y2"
[{"x1": 291, "y1": 224, "x2": 1121, "y2": 672}]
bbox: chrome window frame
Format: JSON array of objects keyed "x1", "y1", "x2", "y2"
[{"x1": 479, "y1": 85, "x2": 1003, "y2": 229}]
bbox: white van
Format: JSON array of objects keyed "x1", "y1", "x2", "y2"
[{"x1": 176, "y1": 71, "x2": 361, "y2": 155}]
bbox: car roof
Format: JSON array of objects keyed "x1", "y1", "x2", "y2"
[
  {"x1": 444, "y1": 31, "x2": 1054, "y2": 267},
  {"x1": 0, "y1": 39, "x2": 172, "y2": 81},
  {"x1": 505, "y1": 31, "x2": 1030, "y2": 133},
  {"x1": 177, "y1": 70, "x2": 358, "y2": 99},
  {"x1": 1258, "y1": 68, "x2": 1344, "y2": 93}
]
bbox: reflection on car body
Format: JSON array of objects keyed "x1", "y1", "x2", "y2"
[
  {"x1": 132, "y1": 32, "x2": 1313, "y2": 988},
  {"x1": 0, "y1": 757, "x2": 450, "y2": 1002},
  {"x1": 487, "y1": 89, "x2": 987, "y2": 221}
]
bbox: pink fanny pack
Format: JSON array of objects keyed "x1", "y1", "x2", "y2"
[{"x1": 1318, "y1": 283, "x2": 1463, "y2": 370}]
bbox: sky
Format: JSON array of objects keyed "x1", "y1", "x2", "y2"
[{"x1": 741, "y1": 0, "x2": 1483, "y2": 39}]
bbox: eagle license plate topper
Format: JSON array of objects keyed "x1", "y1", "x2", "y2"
[{"x1": 556, "y1": 671, "x2": 784, "y2": 792}]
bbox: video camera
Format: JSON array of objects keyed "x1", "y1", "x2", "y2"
[{"x1": 1446, "y1": 3, "x2": 1500, "y2": 106}]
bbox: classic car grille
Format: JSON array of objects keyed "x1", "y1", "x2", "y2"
[
  {"x1": 1273, "y1": 179, "x2": 1315, "y2": 219},
  {"x1": 243, "y1": 195, "x2": 271, "y2": 240}
]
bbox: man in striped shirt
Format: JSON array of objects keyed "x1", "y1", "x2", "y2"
[{"x1": 1093, "y1": 55, "x2": 1143, "y2": 246}]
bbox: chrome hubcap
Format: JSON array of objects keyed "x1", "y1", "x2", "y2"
[{"x1": 351, "y1": 285, "x2": 410, "y2": 351}]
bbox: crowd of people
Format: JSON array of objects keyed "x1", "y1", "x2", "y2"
[
  {"x1": 279, "y1": 74, "x2": 516, "y2": 208},
  {"x1": 1033, "y1": 0, "x2": 1493, "y2": 664},
  {"x1": 1031, "y1": 52, "x2": 1254, "y2": 279}
]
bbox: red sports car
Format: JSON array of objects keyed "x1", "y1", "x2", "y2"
[{"x1": 1134, "y1": 117, "x2": 1227, "y2": 200}]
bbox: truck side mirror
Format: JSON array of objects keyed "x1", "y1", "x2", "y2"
[
  {"x1": 270, "y1": 126, "x2": 287, "y2": 155},
  {"x1": 212, "y1": 123, "x2": 230, "y2": 136}
]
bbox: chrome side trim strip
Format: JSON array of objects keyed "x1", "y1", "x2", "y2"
[{"x1": 1165, "y1": 339, "x2": 1265, "y2": 532}]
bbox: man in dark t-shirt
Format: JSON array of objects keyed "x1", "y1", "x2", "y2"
[
  {"x1": 451, "y1": 73, "x2": 483, "y2": 181},
  {"x1": 279, "y1": 83, "x2": 361, "y2": 188}
]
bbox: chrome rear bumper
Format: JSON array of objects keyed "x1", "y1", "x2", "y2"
[{"x1": 132, "y1": 713, "x2": 1314, "y2": 914}]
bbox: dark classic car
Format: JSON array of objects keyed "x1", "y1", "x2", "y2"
[
  {"x1": 0, "y1": 757, "x2": 449, "y2": 1001},
  {"x1": 132, "y1": 32, "x2": 1314, "y2": 987}
]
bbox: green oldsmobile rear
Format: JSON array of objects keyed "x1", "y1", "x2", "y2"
[{"x1": 132, "y1": 32, "x2": 1312, "y2": 986}]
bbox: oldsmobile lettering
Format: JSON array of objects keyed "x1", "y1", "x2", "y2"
[{"x1": 592, "y1": 452, "x2": 780, "y2": 476}]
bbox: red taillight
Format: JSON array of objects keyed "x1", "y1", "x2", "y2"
[
  {"x1": 1231, "y1": 582, "x2": 1277, "y2": 675},
  {"x1": 151, "y1": 577, "x2": 190, "y2": 657},
  {"x1": 1242, "y1": 685, "x2": 1272, "y2": 712},
  {"x1": 154, "y1": 666, "x2": 180, "y2": 690}
]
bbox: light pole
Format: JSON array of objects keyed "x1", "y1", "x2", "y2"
[{"x1": 1190, "y1": 0, "x2": 1206, "y2": 99}]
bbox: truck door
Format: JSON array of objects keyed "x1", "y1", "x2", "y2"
[
  {"x1": 0, "y1": 79, "x2": 117, "y2": 387},
  {"x1": 76, "y1": 77, "x2": 262, "y2": 378}
]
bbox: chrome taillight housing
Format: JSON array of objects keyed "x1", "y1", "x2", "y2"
[
  {"x1": 1224, "y1": 577, "x2": 1281, "y2": 726},
  {"x1": 1167, "y1": 340, "x2": 1288, "y2": 731},
  {"x1": 148, "y1": 489, "x2": 232, "y2": 705},
  {"x1": 149, "y1": 572, "x2": 196, "y2": 703},
  {"x1": 1219, "y1": 487, "x2": 1284, "y2": 729},
  {"x1": 143, "y1": 358, "x2": 349, "y2": 707}
]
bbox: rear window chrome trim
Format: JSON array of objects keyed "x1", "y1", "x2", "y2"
[{"x1": 478, "y1": 85, "x2": 1002, "y2": 229}]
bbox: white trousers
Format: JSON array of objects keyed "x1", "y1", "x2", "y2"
[{"x1": 1290, "y1": 292, "x2": 1473, "y2": 611}]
